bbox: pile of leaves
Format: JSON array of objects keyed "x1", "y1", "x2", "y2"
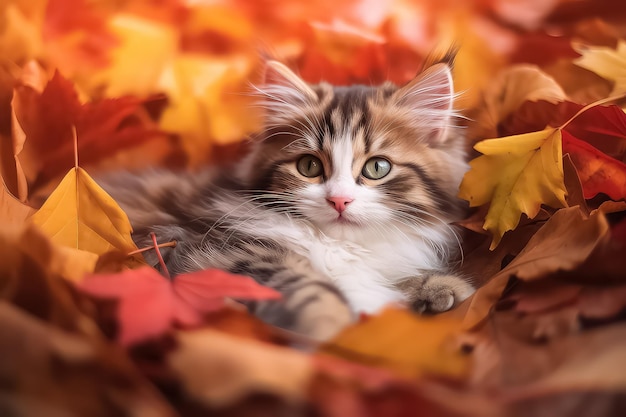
[{"x1": 2, "y1": 0, "x2": 626, "y2": 415}]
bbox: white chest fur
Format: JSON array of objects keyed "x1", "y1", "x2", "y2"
[{"x1": 247, "y1": 214, "x2": 453, "y2": 313}]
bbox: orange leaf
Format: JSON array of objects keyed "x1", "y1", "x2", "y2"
[{"x1": 321, "y1": 308, "x2": 467, "y2": 379}]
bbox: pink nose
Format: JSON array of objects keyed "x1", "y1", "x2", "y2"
[{"x1": 326, "y1": 196, "x2": 354, "y2": 214}]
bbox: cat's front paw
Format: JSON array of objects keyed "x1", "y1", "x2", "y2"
[{"x1": 399, "y1": 274, "x2": 474, "y2": 314}]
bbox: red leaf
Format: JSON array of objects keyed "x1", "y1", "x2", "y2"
[
  {"x1": 173, "y1": 268, "x2": 281, "y2": 313},
  {"x1": 562, "y1": 130, "x2": 626, "y2": 200},
  {"x1": 77, "y1": 266, "x2": 281, "y2": 346},
  {"x1": 12, "y1": 71, "x2": 167, "y2": 189}
]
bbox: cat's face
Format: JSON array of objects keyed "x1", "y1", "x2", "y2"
[{"x1": 241, "y1": 61, "x2": 468, "y2": 240}]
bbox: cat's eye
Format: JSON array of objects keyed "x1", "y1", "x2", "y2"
[
  {"x1": 297, "y1": 155, "x2": 323, "y2": 178},
  {"x1": 362, "y1": 157, "x2": 391, "y2": 180}
]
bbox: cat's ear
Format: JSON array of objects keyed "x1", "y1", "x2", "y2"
[
  {"x1": 391, "y1": 63, "x2": 456, "y2": 145},
  {"x1": 259, "y1": 61, "x2": 317, "y2": 111}
]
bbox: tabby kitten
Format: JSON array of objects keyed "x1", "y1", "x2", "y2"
[{"x1": 104, "y1": 59, "x2": 474, "y2": 340}]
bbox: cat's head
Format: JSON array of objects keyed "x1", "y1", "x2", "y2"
[{"x1": 239, "y1": 60, "x2": 468, "y2": 241}]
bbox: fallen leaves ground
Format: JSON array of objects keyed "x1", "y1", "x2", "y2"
[{"x1": 2, "y1": 0, "x2": 626, "y2": 416}]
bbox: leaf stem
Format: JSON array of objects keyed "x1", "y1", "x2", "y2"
[
  {"x1": 150, "y1": 232, "x2": 171, "y2": 279},
  {"x1": 72, "y1": 125, "x2": 78, "y2": 169},
  {"x1": 559, "y1": 93, "x2": 626, "y2": 130},
  {"x1": 128, "y1": 240, "x2": 177, "y2": 255}
]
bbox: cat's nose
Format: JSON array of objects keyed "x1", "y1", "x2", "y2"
[{"x1": 326, "y1": 196, "x2": 354, "y2": 214}]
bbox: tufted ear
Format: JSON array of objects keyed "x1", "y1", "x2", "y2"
[
  {"x1": 391, "y1": 63, "x2": 456, "y2": 145},
  {"x1": 258, "y1": 61, "x2": 317, "y2": 116}
]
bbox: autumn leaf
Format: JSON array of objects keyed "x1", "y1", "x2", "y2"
[
  {"x1": 459, "y1": 128, "x2": 568, "y2": 249},
  {"x1": 169, "y1": 328, "x2": 311, "y2": 408},
  {"x1": 76, "y1": 266, "x2": 281, "y2": 345},
  {"x1": 12, "y1": 69, "x2": 166, "y2": 190},
  {"x1": 0, "y1": 223, "x2": 98, "y2": 333},
  {"x1": 30, "y1": 167, "x2": 143, "y2": 268},
  {"x1": 321, "y1": 308, "x2": 467, "y2": 379},
  {"x1": 0, "y1": 180, "x2": 34, "y2": 224},
  {"x1": 574, "y1": 40, "x2": 626, "y2": 94},
  {"x1": 562, "y1": 130, "x2": 626, "y2": 200},
  {"x1": 447, "y1": 207, "x2": 610, "y2": 330},
  {"x1": 0, "y1": 302, "x2": 177, "y2": 417}
]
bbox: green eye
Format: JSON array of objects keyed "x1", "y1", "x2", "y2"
[
  {"x1": 297, "y1": 155, "x2": 323, "y2": 178},
  {"x1": 362, "y1": 157, "x2": 391, "y2": 180}
]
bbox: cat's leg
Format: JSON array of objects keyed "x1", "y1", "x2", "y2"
[
  {"x1": 232, "y1": 252, "x2": 354, "y2": 341},
  {"x1": 396, "y1": 274, "x2": 474, "y2": 313}
]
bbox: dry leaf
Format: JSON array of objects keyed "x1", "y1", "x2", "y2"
[
  {"x1": 321, "y1": 308, "x2": 468, "y2": 379},
  {"x1": 0, "y1": 223, "x2": 98, "y2": 333},
  {"x1": 454, "y1": 206, "x2": 610, "y2": 330},
  {"x1": 31, "y1": 167, "x2": 143, "y2": 267},
  {"x1": 0, "y1": 302, "x2": 177, "y2": 417},
  {"x1": 574, "y1": 40, "x2": 626, "y2": 94},
  {"x1": 459, "y1": 128, "x2": 567, "y2": 249},
  {"x1": 563, "y1": 130, "x2": 626, "y2": 200},
  {"x1": 169, "y1": 328, "x2": 312, "y2": 408},
  {"x1": 0, "y1": 179, "x2": 34, "y2": 224}
]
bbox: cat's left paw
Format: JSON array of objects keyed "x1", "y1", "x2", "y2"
[{"x1": 401, "y1": 274, "x2": 474, "y2": 314}]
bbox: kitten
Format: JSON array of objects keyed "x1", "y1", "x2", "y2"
[{"x1": 103, "y1": 59, "x2": 474, "y2": 340}]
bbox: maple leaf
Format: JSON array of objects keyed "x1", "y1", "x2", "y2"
[
  {"x1": 321, "y1": 308, "x2": 467, "y2": 379},
  {"x1": 30, "y1": 167, "x2": 143, "y2": 269},
  {"x1": 12, "y1": 69, "x2": 166, "y2": 190},
  {"x1": 459, "y1": 128, "x2": 568, "y2": 249},
  {"x1": 575, "y1": 40, "x2": 626, "y2": 94},
  {"x1": 77, "y1": 266, "x2": 281, "y2": 345}
]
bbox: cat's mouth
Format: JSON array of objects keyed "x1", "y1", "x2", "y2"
[{"x1": 332, "y1": 215, "x2": 357, "y2": 226}]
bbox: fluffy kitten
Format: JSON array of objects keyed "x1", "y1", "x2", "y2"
[{"x1": 103, "y1": 59, "x2": 474, "y2": 340}]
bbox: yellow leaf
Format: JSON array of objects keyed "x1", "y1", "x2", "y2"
[
  {"x1": 158, "y1": 55, "x2": 261, "y2": 166},
  {"x1": 30, "y1": 167, "x2": 142, "y2": 265},
  {"x1": 574, "y1": 41, "x2": 626, "y2": 95},
  {"x1": 459, "y1": 128, "x2": 567, "y2": 249},
  {"x1": 89, "y1": 14, "x2": 178, "y2": 97},
  {"x1": 320, "y1": 308, "x2": 468, "y2": 379}
]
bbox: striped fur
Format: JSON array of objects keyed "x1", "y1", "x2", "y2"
[{"x1": 103, "y1": 60, "x2": 474, "y2": 340}]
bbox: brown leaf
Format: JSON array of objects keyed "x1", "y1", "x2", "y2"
[
  {"x1": 505, "y1": 324, "x2": 626, "y2": 403},
  {"x1": 451, "y1": 207, "x2": 610, "y2": 330},
  {"x1": 0, "y1": 301, "x2": 176, "y2": 417}
]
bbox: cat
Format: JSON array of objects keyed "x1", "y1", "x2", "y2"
[{"x1": 102, "y1": 58, "x2": 475, "y2": 341}]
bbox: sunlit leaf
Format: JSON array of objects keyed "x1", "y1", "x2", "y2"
[
  {"x1": 459, "y1": 128, "x2": 567, "y2": 249},
  {"x1": 31, "y1": 167, "x2": 142, "y2": 262},
  {"x1": 575, "y1": 40, "x2": 626, "y2": 94}
]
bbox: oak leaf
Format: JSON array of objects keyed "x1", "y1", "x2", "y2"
[
  {"x1": 30, "y1": 167, "x2": 142, "y2": 268},
  {"x1": 76, "y1": 266, "x2": 281, "y2": 345},
  {"x1": 575, "y1": 40, "x2": 626, "y2": 94},
  {"x1": 459, "y1": 128, "x2": 567, "y2": 249},
  {"x1": 321, "y1": 308, "x2": 467, "y2": 379}
]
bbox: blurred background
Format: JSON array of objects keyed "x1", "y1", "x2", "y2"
[{"x1": 1, "y1": 0, "x2": 625, "y2": 179}]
